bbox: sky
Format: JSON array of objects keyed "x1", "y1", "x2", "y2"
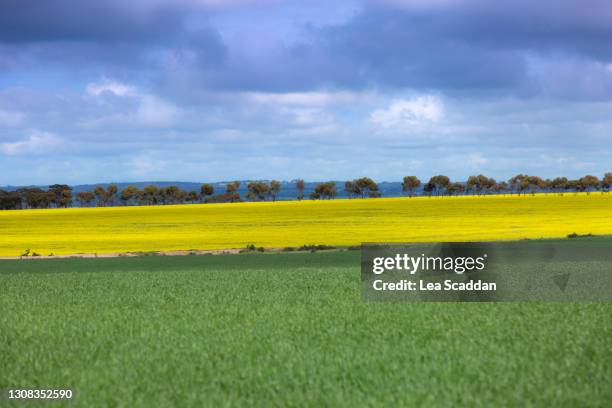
[{"x1": 1, "y1": 0, "x2": 611, "y2": 185}]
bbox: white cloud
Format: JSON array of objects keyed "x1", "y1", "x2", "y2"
[
  {"x1": 83, "y1": 79, "x2": 180, "y2": 127},
  {"x1": 245, "y1": 91, "x2": 360, "y2": 107},
  {"x1": 0, "y1": 110, "x2": 25, "y2": 126},
  {"x1": 129, "y1": 154, "x2": 168, "y2": 177},
  {"x1": 0, "y1": 130, "x2": 61, "y2": 156},
  {"x1": 137, "y1": 95, "x2": 180, "y2": 126},
  {"x1": 468, "y1": 152, "x2": 489, "y2": 168},
  {"x1": 370, "y1": 95, "x2": 443, "y2": 128},
  {"x1": 86, "y1": 79, "x2": 136, "y2": 97}
]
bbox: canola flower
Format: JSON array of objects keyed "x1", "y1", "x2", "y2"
[{"x1": 0, "y1": 193, "x2": 611, "y2": 256}]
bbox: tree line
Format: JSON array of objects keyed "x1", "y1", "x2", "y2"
[{"x1": 1, "y1": 173, "x2": 610, "y2": 210}]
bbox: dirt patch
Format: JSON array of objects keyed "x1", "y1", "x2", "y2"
[{"x1": 0, "y1": 247, "x2": 294, "y2": 260}]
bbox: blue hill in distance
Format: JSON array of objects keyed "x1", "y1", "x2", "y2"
[{"x1": 1, "y1": 180, "x2": 420, "y2": 200}]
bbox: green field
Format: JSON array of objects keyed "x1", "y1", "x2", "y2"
[{"x1": 1, "y1": 246, "x2": 611, "y2": 406}]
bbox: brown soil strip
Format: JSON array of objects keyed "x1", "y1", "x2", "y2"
[{"x1": 0, "y1": 247, "x2": 294, "y2": 260}]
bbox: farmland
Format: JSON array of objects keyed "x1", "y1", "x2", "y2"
[
  {"x1": 1, "y1": 247, "x2": 611, "y2": 406},
  {"x1": 1, "y1": 193, "x2": 612, "y2": 257}
]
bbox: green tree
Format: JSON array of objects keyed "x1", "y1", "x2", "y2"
[
  {"x1": 448, "y1": 182, "x2": 465, "y2": 195},
  {"x1": 163, "y1": 186, "x2": 184, "y2": 204},
  {"x1": 296, "y1": 179, "x2": 305, "y2": 200},
  {"x1": 226, "y1": 181, "x2": 241, "y2": 203},
  {"x1": 107, "y1": 184, "x2": 118, "y2": 205},
  {"x1": 246, "y1": 181, "x2": 269, "y2": 201},
  {"x1": 120, "y1": 186, "x2": 141, "y2": 206},
  {"x1": 578, "y1": 175, "x2": 600, "y2": 194},
  {"x1": 200, "y1": 184, "x2": 214, "y2": 200},
  {"x1": 49, "y1": 184, "x2": 72, "y2": 208},
  {"x1": 508, "y1": 174, "x2": 529, "y2": 195},
  {"x1": 467, "y1": 175, "x2": 495, "y2": 195},
  {"x1": 0, "y1": 190, "x2": 21, "y2": 210},
  {"x1": 93, "y1": 186, "x2": 107, "y2": 206},
  {"x1": 76, "y1": 191, "x2": 95, "y2": 207},
  {"x1": 186, "y1": 191, "x2": 199, "y2": 203},
  {"x1": 427, "y1": 175, "x2": 451, "y2": 195},
  {"x1": 142, "y1": 185, "x2": 160, "y2": 205},
  {"x1": 345, "y1": 177, "x2": 379, "y2": 198},
  {"x1": 269, "y1": 180, "x2": 281, "y2": 201},
  {"x1": 402, "y1": 176, "x2": 421, "y2": 197},
  {"x1": 344, "y1": 181, "x2": 357, "y2": 198},
  {"x1": 551, "y1": 177, "x2": 569, "y2": 194},
  {"x1": 312, "y1": 182, "x2": 336, "y2": 199},
  {"x1": 602, "y1": 173, "x2": 612, "y2": 192}
]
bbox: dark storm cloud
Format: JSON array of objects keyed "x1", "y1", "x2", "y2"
[
  {"x1": 2, "y1": 0, "x2": 612, "y2": 95},
  {"x1": 1, "y1": 0, "x2": 611, "y2": 184},
  {"x1": 0, "y1": 0, "x2": 227, "y2": 75},
  {"x1": 0, "y1": 0, "x2": 186, "y2": 43},
  {"x1": 149, "y1": 0, "x2": 612, "y2": 98}
]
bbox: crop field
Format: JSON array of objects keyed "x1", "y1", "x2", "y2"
[
  {"x1": 1, "y1": 193, "x2": 612, "y2": 257},
  {"x1": 1, "y1": 245, "x2": 611, "y2": 407}
]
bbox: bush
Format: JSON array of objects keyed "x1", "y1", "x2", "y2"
[
  {"x1": 567, "y1": 232, "x2": 595, "y2": 238},
  {"x1": 298, "y1": 244, "x2": 336, "y2": 252}
]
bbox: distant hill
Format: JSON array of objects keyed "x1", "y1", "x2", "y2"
[{"x1": 1, "y1": 180, "x2": 421, "y2": 200}]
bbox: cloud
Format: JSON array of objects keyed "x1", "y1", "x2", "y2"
[
  {"x1": 136, "y1": 95, "x2": 180, "y2": 126},
  {"x1": 0, "y1": 110, "x2": 25, "y2": 126},
  {"x1": 86, "y1": 79, "x2": 136, "y2": 97},
  {"x1": 82, "y1": 79, "x2": 180, "y2": 127},
  {"x1": 0, "y1": 130, "x2": 61, "y2": 156},
  {"x1": 0, "y1": 1, "x2": 611, "y2": 184},
  {"x1": 370, "y1": 95, "x2": 443, "y2": 128},
  {"x1": 244, "y1": 91, "x2": 360, "y2": 107}
]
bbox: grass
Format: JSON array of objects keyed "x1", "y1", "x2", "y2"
[
  {"x1": 1, "y1": 247, "x2": 611, "y2": 406},
  {"x1": 1, "y1": 193, "x2": 612, "y2": 256}
]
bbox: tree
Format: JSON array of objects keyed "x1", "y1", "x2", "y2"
[
  {"x1": 93, "y1": 186, "x2": 107, "y2": 206},
  {"x1": 578, "y1": 175, "x2": 600, "y2": 194},
  {"x1": 492, "y1": 181, "x2": 508, "y2": 195},
  {"x1": 225, "y1": 181, "x2": 241, "y2": 203},
  {"x1": 448, "y1": 182, "x2": 465, "y2": 195},
  {"x1": 509, "y1": 174, "x2": 529, "y2": 195},
  {"x1": 250, "y1": 181, "x2": 269, "y2": 201},
  {"x1": 107, "y1": 184, "x2": 118, "y2": 205},
  {"x1": 186, "y1": 191, "x2": 199, "y2": 203},
  {"x1": 356, "y1": 177, "x2": 379, "y2": 198},
  {"x1": 427, "y1": 175, "x2": 451, "y2": 195},
  {"x1": 142, "y1": 185, "x2": 160, "y2": 205},
  {"x1": 200, "y1": 184, "x2": 214, "y2": 200},
  {"x1": 312, "y1": 182, "x2": 336, "y2": 199},
  {"x1": 49, "y1": 184, "x2": 72, "y2": 207},
  {"x1": 344, "y1": 181, "x2": 356, "y2": 198},
  {"x1": 163, "y1": 185, "x2": 184, "y2": 204},
  {"x1": 269, "y1": 180, "x2": 281, "y2": 201},
  {"x1": 551, "y1": 177, "x2": 569, "y2": 194},
  {"x1": 402, "y1": 176, "x2": 421, "y2": 197},
  {"x1": 94, "y1": 184, "x2": 118, "y2": 206},
  {"x1": 567, "y1": 179, "x2": 581, "y2": 193},
  {"x1": 602, "y1": 173, "x2": 612, "y2": 192},
  {"x1": 345, "y1": 177, "x2": 379, "y2": 198},
  {"x1": 246, "y1": 181, "x2": 269, "y2": 201},
  {"x1": 20, "y1": 188, "x2": 53, "y2": 209},
  {"x1": 467, "y1": 175, "x2": 495, "y2": 195},
  {"x1": 0, "y1": 190, "x2": 21, "y2": 210},
  {"x1": 423, "y1": 181, "x2": 435, "y2": 196},
  {"x1": 120, "y1": 186, "x2": 141, "y2": 206},
  {"x1": 525, "y1": 176, "x2": 545, "y2": 194},
  {"x1": 76, "y1": 191, "x2": 95, "y2": 207},
  {"x1": 296, "y1": 179, "x2": 305, "y2": 200}
]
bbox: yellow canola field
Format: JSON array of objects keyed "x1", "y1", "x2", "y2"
[{"x1": 0, "y1": 193, "x2": 611, "y2": 256}]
